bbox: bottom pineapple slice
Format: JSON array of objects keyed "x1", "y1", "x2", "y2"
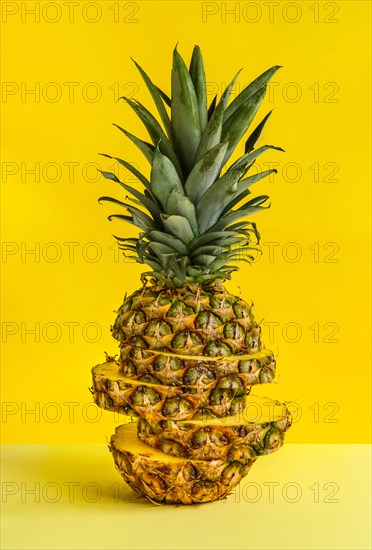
[{"x1": 110, "y1": 422, "x2": 255, "y2": 505}]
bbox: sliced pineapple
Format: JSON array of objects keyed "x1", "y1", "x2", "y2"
[
  {"x1": 137, "y1": 395, "x2": 291, "y2": 461},
  {"x1": 110, "y1": 422, "x2": 255, "y2": 504},
  {"x1": 92, "y1": 361, "x2": 279, "y2": 420}
]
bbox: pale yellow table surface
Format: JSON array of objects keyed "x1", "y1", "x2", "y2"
[{"x1": 1, "y1": 443, "x2": 371, "y2": 550}]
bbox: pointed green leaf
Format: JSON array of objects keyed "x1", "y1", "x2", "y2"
[
  {"x1": 189, "y1": 231, "x2": 238, "y2": 251},
  {"x1": 122, "y1": 98, "x2": 183, "y2": 178},
  {"x1": 128, "y1": 207, "x2": 160, "y2": 230},
  {"x1": 190, "y1": 244, "x2": 226, "y2": 258},
  {"x1": 184, "y1": 141, "x2": 229, "y2": 203},
  {"x1": 111, "y1": 203, "x2": 160, "y2": 231},
  {"x1": 99, "y1": 171, "x2": 120, "y2": 183},
  {"x1": 236, "y1": 169, "x2": 277, "y2": 196},
  {"x1": 244, "y1": 110, "x2": 272, "y2": 154},
  {"x1": 99, "y1": 197, "x2": 133, "y2": 211},
  {"x1": 220, "y1": 247, "x2": 258, "y2": 259},
  {"x1": 146, "y1": 231, "x2": 188, "y2": 255},
  {"x1": 226, "y1": 221, "x2": 261, "y2": 243},
  {"x1": 108, "y1": 210, "x2": 158, "y2": 232},
  {"x1": 156, "y1": 86, "x2": 171, "y2": 107},
  {"x1": 192, "y1": 254, "x2": 216, "y2": 266},
  {"x1": 207, "y1": 94, "x2": 217, "y2": 120},
  {"x1": 99, "y1": 153, "x2": 151, "y2": 190},
  {"x1": 195, "y1": 71, "x2": 240, "y2": 163},
  {"x1": 99, "y1": 172, "x2": 162, "y2": 223},
  {"x1": 223, "y1": 66, "x2": 281, "y2": 123},
  {"x1": 189, "y1": 45, "x2": 208, "y2": 132},
  {"x1": 113, "y1": 124, "x2": 154, "y2": 164},
  {"x1": 166, "y1": 189, "x2": 199, "y2": 235},
  {"x1": 229, "y1": 144, "x2": 284, "y2": 172},
  {"x1": 208, "y1": 197, "x2": 270, "y2": 232},
  {"x1": 161, "y1": 214, "x2": 195, "y2": 243},
  {"x1": 217, "y1": 236, "x2": 249, "y2": 247},
  {"x1": 171, "y1": 47, "x2": 202, "y2": 173},
  {"x1": 236, "y1": 195, "x2": 270, "y2": 211},
  {"x1": 113, "y1": 236, "x2": 138, "y2": 243},
  {"x1": 117, "y1": 244, "x2": 137, "y2": 253},
  {"x1": 99, "y1": 196, "x2": 131, "y2": 209},
  {"x1": 150, "y1": 148, "x2": 184, "y2": 210},
  {"x1": 208, "y1": 251, "x2": 256, "y2": 272},
  {"x1": 219, "y1": 189, "x2": 252, "y2": 217},
  {"x1": 186, "y1": 265, "x2": 205, "y2": 277},
  {"x1": 221, "y1": 87, "x2": 266, "y2": 164},
  {"x1": 132, "y1": 58, "x2": 172, "y2": 138},
  {"x1": 148, "y1": 242, "x2": 179, "y2": 258},
  {"x1": 196, "y1": 164, "x2": 248, "y2": 232},
  {"x1": 127, "y1": 195, "x2": 142, "y2": 206},
  {"x1": 207, "y1": 258, "x2": 229, "y2": 272}
]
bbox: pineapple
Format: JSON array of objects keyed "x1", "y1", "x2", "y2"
[{"x1": 92, "y1": 46, "x2": 291, "y2": 504}]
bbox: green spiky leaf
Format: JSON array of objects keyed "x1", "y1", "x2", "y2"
[
  {"x1": 223, "y1": 65, "x2": 281, "y2": 122},
  {"x1": 150, "y1": 148, "x2": 184, "y2": 210},
  {"x1": 244, "y1": 110, "x2": 273, "y2": 154},
  {"x1": 222, "y1": 87, "x2": 266, "y2": 164},
  {"x1": 236, "y1": 169, "x2": 277, "y2": 196},
  {"x1": 207, "y1": 94, "x2": 217, "y2": 120},
  {"x1": 146, "y1": 231, "x2": 188, "y2": 255},
  {"x1": 132, "y1": 58, "x2": 172, "y2": 138},
  {"x1": 192, "y1": 254, "x2": 216, "y2": 266},
  {"x1": 228, "y1": 144, "x2": 285, "y2": 172},
  {"x1": 208, "y1": 195, "x2": 270, "y2": 232},
  {"x1": 108, "y1": 208, "x2": 158, "y2": 232},
  {"x1": 195, "y1": 71, "x2": 240, "y2": 163},
  {"x1": 156, "y1": 86, "x2": 171, "y2": 107},
  {"x1": 113, "y1": 124, "x2": 154, "y2": 163},
  {"x1": 99, "y1": 154, "x2": 151, "y2": 191},
  {"x1": 190, "y1": 244, "x2": 227, "y2": 258},
  {"x1": 184, "y1": 141, "x2": 229, "y2": 203},
  {"x1": 166, "y1": 189, "x2": 199, "y2": 235},
  {"x1": 171, "y1": 47, "x2": 201, "y2": 173},
  {"x1": 161, "y1": 214, "x2": 195, "y2": 243},
  {"x1": 148, "y1": 242, "x2": 179, "y2": 258},
  {"x1": 99, "y1": 172, "x2": 162, "y2": 223},
  {"x1": 122, "y1": 98, "x2": 182, "y2": 178},
  {"x1": 196, "y1": 164, "x2": 249, "y2": 231},
  {"x1": 189, "y1": 231, "x2": 239, "y2": 251},
  {"x1": 189, "y1": 45, "x2": 208, "y2": 131}
]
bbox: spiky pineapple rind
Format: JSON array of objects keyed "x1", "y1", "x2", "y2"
[
  {"x1": 137, "y1": 411, "x2": 291, "y2": 461},
  {"x1": 110, "y1": 422, "x2": 255, "y2": 504}
]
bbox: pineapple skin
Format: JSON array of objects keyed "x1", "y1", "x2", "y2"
[
  {"x1": 137, "y1": 414, "x2": 292, "y2": 461},
  {"x1": 91, "y1": 281, "x2": 291, "y2": 503},
  {"x1": 110, "y1": 423, "x2": 256, "y2": 505},
  {"x1": 112, "y1": 280, "x2": 263, "y2": 353},
  {"x1": 112, "y1": 280, "x2": 276, "y2": 384},
  {"x1": 92, "y1": 281, "x2": 276, "y2": 422}
]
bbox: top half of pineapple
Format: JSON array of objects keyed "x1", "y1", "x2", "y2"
[{"x1": 99, "y1": 45, "x2": 283, "y2": 290}]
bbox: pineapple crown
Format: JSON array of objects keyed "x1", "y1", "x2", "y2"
[{"x1": 99, "y1": 45, "x2": 283, "y2": 287}]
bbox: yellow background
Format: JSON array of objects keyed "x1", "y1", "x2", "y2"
[{"x1": 1, "y1": 0, "x2": 371, "y2": 446}]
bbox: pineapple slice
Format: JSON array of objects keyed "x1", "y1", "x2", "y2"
[
  {"x1": 110, "y1": 422, "x2": 255, "y2": 505},
  {"x1": 138, "y1": 395, "x2": 291, "y2": 461},
  {"x1": 92, "y1": 360, "x2": 278, "y2": 420}
]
